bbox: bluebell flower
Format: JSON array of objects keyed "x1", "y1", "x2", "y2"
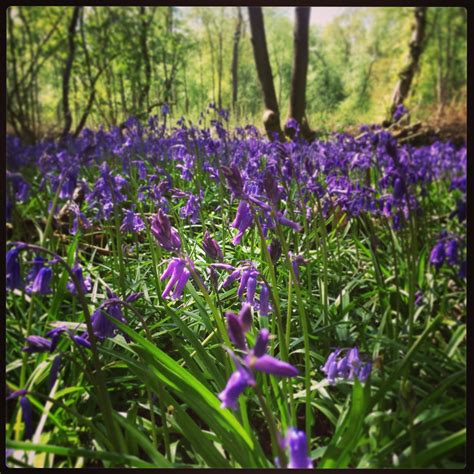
[
  {"x1": 160, "y1": 258, "x2": 191, "y2": 300},
  {"x1": 120, "y1": 209, "x2": 145, "y2": 233},
  {"x1": 20, "y1": 396, "x2": 34, "y2": 440},
  {"x1": 222, "y1": 165, "x2": 244, "y2": 198},
  {"x1": 202, "y1": 231, "x2": 223, "y2": 261},
  {"x1": 22, "y1": 335, "x2": 53, "y2": 354},
  {"x1": 49, "y1": 353, "x2": 62, "y2": 389},
  {"x1": 445, "y1": 239, "x2": 458, "y2": 265},
  {"x1": 30, "y1": 267, "x2": 53, "y2": 295},
  {"x1": 218, "y1": 366, "x2": 255, "y2": 410},
  {"x1": 231, "y1": 201, "x2": 253, "y2": 245},
  {"x1": 321, "y1": 347, "x2": 371, "y2": 384},
  {"x1": 67, "y1": 263, "x2": 92, "y2": 295},
  {"x1": 429, "y1": 242, "x2": 445, "y2": 270},
  {"x1": 285, "y1": 428, "x2": 313, "y2": 469},
  {"x1": 6, "y1": 246, "x2": 22, "y2": 290},
  {"x1": 151, "y1": 209, "x2": 182, "y2": 252}
]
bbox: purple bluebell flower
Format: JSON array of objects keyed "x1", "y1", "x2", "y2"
[
  {"x1": 218, "y1": 366, "x2": 255, "y2": 410},
  {"x1": 150, "y1": 209, "x2": 182, "y2": 252},
  {"x1": 91, "y1": 301, "x2": 127, "y2": 341},
  {"x1": 291, "y1": 254, "x2": 307, "y2": 283},
  {"x1": 6, "y1": 389, "x2": 28, "y2": 401},
  {"x1": 26, "y1": 256, "x2": 45, "y2": 284},
  {"x1": 72, "y1": 334, "x2": 92, "y2": 349},
  {"x1": 161, "y1": 103, "x2": 170, "y2": 115},
  {"x1": 321, "y1": 349, "x2": 341, "y2": 384},
  {"x1": 30, "y1": 266, "x2": 53, "y2": 295},
  {"x1": 49, "y1": 353, "x2": 62, "y2": 389},
  {"x1": 226, "y1": 312, "x2": 248, "y2": 351},
  {"x1": 202, "y1": 231, "x2": 223, "y2": 261},
  {"x1": 20, "y1": 396, "x2": 34, "y2": 440},
  {"x1": 222, "y1": 165, "x2": 244, "y2": 198},
  {"x1": 285, "y1": 428, "x2": 313, "y2": 469},
  {"x1": 120, "y1": 209, "x2": 145, "y2": 233},
  {"x1": 66, "y1": 263, "x2": 92, "y2": 295},
  {"x1": 445, "y1": 240, "x2": 458, "y2": 265},
  {"x1": 321, "y1": 347, "x2": 371, "y2": 384},
  {"x1": 180, "y1": 193, "x2": 201, "y2": 223},
  {"x1": 277, "y1": 212, "x2": 302, "y2": 232},
  {"x1": 247, "y1": 353, "x2": 299, "y2": 377},
  {"x1": 125, "y1": 292, "x2": 143, "y2": 303},
  {"x1": 429, "y1": 241, "x2": 445, "y2": 270},
  {"x1": 359, "y1": 362, "x2": 372, "y2": 382},
  {"x1": 263, "y1": 169, "x2": 280, "y2": 206},
  {"x1": 160, "y1": 258, "x2": 191, "y2": 300},
  {"x1": 6, "y1": 246, "x2": 22, "y2": 290},
  {"x1": 231, "y1": 201, "x2": 253, "y2": 245},
  {"x1": 253, "y1": 328, "x2": 269, "y2": 358},
  {"x1": 22, "y1": 335, "x2": 53, "y2": 354},
  {"x1": 45, "y1": 326, "x2": 67, "y2": 351},
  {"x1": 259, "y1": 284, "x2": 271, "y2": 316},
  {"x1": 69, "y1": 203, "x2": 92, "y2": 235},
  {"x1": 392, "y1": 177, "x2": 406, "y2": 200}
]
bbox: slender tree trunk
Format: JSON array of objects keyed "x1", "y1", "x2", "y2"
[
  {"x1": 231, "y1": 7, "x2": 243, "y2": 115},
  {"x1": 390, "y1": 7, "x2": 427, "y2": 116},
  {"x1": 247, "y1": 6, "x2": 282, "y2": 140},
  {"x1": 61, "y1": 6, "x2": 81, "y2": 138},
  {"x1": 288, "y1": 6, "x2": 312, "y2": 138},
  {"x1": 139, "y1": 7, "x2": 152, "y2": 111},
  {"x1": 216, "y1": 8, "x2": 224, "y2": 110},
  {"x1": 204, "y1": 22, "x2": 216, "y2": 106}
]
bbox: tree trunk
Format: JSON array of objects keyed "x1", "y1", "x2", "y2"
[
  {"x1": 288, "y1": 6, "x2": 312, "y2": 139},
  {"x1": 61, "y1": 6, "x2": 81, "y2": 138},
  {"x1": 247, "y1": 6, "x2": 282, "y2": 140},
  {"x1": 390, "y1": 7, "x2": 427, "y2": 117},
  {"x1": 138, "y1": 7, "x2": 152, "y2": 111},
  {"x1": 231, "y1": 7, "x2": 243, "y2": 115}
]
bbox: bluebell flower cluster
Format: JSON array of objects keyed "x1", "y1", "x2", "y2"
[{"x1": 321, "y1": 347, "x2": 372, "y2": 385}]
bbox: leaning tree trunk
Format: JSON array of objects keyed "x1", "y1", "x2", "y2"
[
  {"x1": 287, "y1": 6, "x2": 312, "y2": 140},
  {"x1": 390, "y1": 7, "x2": 427, "y2": 118},
  {"x1": 248, "y1": 6, "x2": 283, "y2": 140},
  {"x1": 231, "y1": 7, "x2": 243, "y2": 115},
  {"x1": 61, "y1": 6, "x2": 81, "y2": 139}
]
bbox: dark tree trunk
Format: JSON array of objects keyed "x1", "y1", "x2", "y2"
[
  {"x1": 138, "y1": 7, "x2": 152, "y2": 111},
  {"x1": 231, "y1": 7, "x2": 243, "y2": 115},
  {"x1": 61, "y1": 7, "x2": 81, "y2": 138},
  {"x1": 288, "y1": 6, "x2": 312, "y2": 139},
  {"x1": 390, "y1": 7, "x2": 427, "y2": 117},
  {"x1": 248, "y1": 7, "x2": 282, "y2": 140}
]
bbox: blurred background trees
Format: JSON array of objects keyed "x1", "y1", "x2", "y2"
[{"x1": 6, "y1": 6, "x2": 467, "y2": 142}]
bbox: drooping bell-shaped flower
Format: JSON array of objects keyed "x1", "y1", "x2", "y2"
[
  {"x1": 150, "y1": 209, "x2": 181, "y2": 252},
  {"x1": 259, "y1": 284, "x2": 271, "y2": 316},
  {"x1": 22, "y1": 335, "x2": 53, "y2": 354},
  {"x1": 445, "y1": 239, "x2": 458, "y2": 265},
  {"x1": 202, "y1": 231, "x2": 223, "y2": 261},
  {"x1": 30, "y1": 267, "x2": 53, "y2": 295},
  {"x1": 286, "y1": 428, "x2": 313, "y2": 469},
  {"x1": 6, "y1": 246, "x2": 22, "y2": 290},
  {"x1": 20, "y1": 396, "x2": 34, "y2": 440},
  {"x1": 120, "y1": 209, "x2": 145, "y2": 233},
  {"x1": 231, "y1": 201, "x2": 253, "y2": 245},
  {"x1": 160, "y1": 258, "x2": 191, "y2": 300},
  {"x1": 429, "y1": 241, "x2": 445, "y2": 270},
  {"x1": 218, "y1": 366, "x2": 255, "y2": 410},
  {"x1": 66, "y1": 263, "x2": 92, "y2": 296},
  {"x1": 222, "y1": 165, "x2": 244, "y2": 198}
]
